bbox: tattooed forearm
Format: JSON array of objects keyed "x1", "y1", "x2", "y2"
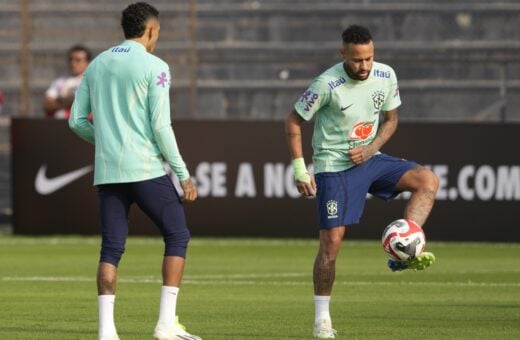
[{"x1": 371, "y1": 110, "x2": 398, "y2": 151}]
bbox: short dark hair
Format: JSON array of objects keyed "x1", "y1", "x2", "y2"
[
  {"x1": 342, "y1": 25, "x2": 372, "y2": 44},
  {"x1": 68, "y1": 44, "x2": 92, "y2": 61},
  {"x1": 121, "y1": 2, "x2": 159, "y2": 39}
]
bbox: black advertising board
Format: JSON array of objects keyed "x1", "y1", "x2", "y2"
[{"x1": 11, "y1": 119, "x2": 520, "y2": 241}]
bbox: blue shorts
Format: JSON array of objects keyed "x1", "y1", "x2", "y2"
[
  {"x1": 97, "y1": 175, "x2": 190, "y2": 266},
  {"x1": 315, "y1": 153, "x2": 418, "y2": 229}
]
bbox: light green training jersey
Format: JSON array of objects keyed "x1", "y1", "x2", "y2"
[
  {"x1": 69, "y1": 40, "x2": 189, "y2": 185},
  {"x1": 294, "y1": 61, "x2": 401, "y2": 174}
]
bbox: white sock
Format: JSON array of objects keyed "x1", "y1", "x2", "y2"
[
  {"x1": 314, "y1": 295, "x2": 331, "y2": 322},
  {"x1": 98, "y1": 295, "x2": 117, "y2": 337},
  {"x1": 157, "y1": 286, "x2": 179, "y2": 326}
]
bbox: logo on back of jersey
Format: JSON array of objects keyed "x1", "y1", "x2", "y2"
[{"x1": 111, "y1": 46, "x2": 130, "y2": 53}]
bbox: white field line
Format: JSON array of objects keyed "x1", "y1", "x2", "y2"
[
  {"x1": 0, "y1": 238, "x2": 317, "y2": 247},
  {"x1": 2, "y1": 275, "x2": 520, "y2": 287},
  {"x1": 1, "y1": 238, "x2": 519, "y2": 249}
]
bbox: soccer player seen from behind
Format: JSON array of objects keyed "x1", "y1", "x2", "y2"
[
  {"x1": 69, "y1": 2, "x2": 201, "y2": 340},
  {"x1": 285, "y1": 25, "x2": 438, "y2": 339}
]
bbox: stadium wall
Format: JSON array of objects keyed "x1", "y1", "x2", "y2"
[{"x1": 11, "y1": 119, "x2": 520, "y2": 241}]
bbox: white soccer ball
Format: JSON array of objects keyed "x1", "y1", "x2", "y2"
[{"x1": 382, "y1": 219, "x2": 426, "y2": 261}]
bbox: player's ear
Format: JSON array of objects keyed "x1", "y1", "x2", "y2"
[
  {"x1": 339, "y1": 47, "x2": 346, "y2": 59},
  {"x1": 148, "y1": 22, "x2": 160, "y2": 43},
  {"x1": 146, "y1": 25, "x2": 154, "y2": 41}
]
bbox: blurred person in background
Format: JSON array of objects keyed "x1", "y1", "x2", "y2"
[
  {"x1": 69, "y1": 2, "x2": 200, "y2": 340},
  {"x1": 43, "y1": 44, "x2": 92, "y2": 119},
  {"x1": 0, "y1": 88, "x2": 4, "y2": 114},
  {"x1": 285, "y1": 25, "x2": 439, "y2": 339}
]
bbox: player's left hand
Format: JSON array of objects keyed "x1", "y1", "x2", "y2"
[
  {"x1": 348, "y1": 145, "x2": 375, "y2": 165},
  {"x1": 180, "y1": 178, "x2": 198, "y2": 203}
]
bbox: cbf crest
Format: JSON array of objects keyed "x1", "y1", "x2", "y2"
[
  {"x1": 371, "y1": 90, "x2": 385, "y2": 110},
  {"x1": 326, "y1": 200, "x2": 338, "y2": 219}
]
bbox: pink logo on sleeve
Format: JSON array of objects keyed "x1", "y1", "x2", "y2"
[{"x1": 156, "y1": 72, "x2": 168, "y2": 87}]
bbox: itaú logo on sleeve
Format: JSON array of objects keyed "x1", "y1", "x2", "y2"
[
  {"x1": 349, "y1": 121, "x2": 376, "y2": 141},
  {"x1": 35, "y1": 164, "x2": 93, "y2": 195}
]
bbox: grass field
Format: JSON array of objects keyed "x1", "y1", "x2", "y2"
[{"x1": 0, "y1": 236, "x2": 519, "y2": 339}]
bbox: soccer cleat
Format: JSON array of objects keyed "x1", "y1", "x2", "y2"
[
  {"x1": 154, "y1": 316, "x2": 201, "y2": 340},
  {"x1": 313, "y1": 319, "x2": 337, "y2": 339},
  {"x1": 388, "y1": 252, "x2": 436, "y2": 272}
]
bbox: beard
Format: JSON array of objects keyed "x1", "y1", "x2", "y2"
[{"x1": 344, "y1": 63, "x2": 371, "y2": 81}]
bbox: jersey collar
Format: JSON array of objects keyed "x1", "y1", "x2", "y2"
[{"x1": 121, "y1": 39, "x2": 147, "y2": 52}]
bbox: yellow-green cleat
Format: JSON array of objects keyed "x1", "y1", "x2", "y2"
[
  {"x1": 154, "y1": 316, "x2": 201, "y2": 340},
  {"x1": 388, "y1": 252, "x2": 435, "y2": 272},
  {"x1": 313, "y1": 319, "x2": 337, "y2": 339}
]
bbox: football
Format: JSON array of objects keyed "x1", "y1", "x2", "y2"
[{"x1": 382, "y1": 219, "x2": 426, "y2": 261}]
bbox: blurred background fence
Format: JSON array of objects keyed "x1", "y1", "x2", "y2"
[{"x1": 1, "y1": 0, "x2": 520, "y2": 229}]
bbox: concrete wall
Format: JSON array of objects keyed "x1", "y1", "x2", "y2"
[{"x1": 0, "y1": 0, "x2": 519, "y2": 121}]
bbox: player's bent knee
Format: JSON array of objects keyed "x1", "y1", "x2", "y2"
[
  {"x1": 406, "y1": 167, "x2": 438, "y2": 193},
  {"x1": 420, "y1": 168, "x2": 439, "y2": 193},
  {"x1": 163, "y1": 227, "x2": 190, "y2": 258},
  {"x1": 100, "y1": 246, "x2": 125, "y2": 267},
  {"x1": 328, "y1": 234, "x2": 343, "y2": 248}
]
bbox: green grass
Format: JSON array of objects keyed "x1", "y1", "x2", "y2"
[{"x1": 0, "y1": 237, "x2": 519, "y2": 339}]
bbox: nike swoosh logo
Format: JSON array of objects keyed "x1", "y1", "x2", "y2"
[
  {"x1": 341, "y1": 104, "x2": 353, "y2": 111},
  {"x1": 35, "y1": 164, "x2": 93, "y2": 195}
]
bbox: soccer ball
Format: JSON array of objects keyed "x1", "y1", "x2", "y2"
[{"x1": 382, "y1": 219, "x2": 426, "y2": 261}]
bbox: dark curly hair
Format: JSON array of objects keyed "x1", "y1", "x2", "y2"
[
  {"x1": 342, "y1": 25, "x2": 372, "y2": 44},
  {"x1": 121, "y1": 2, "x2": 159, "y2": 39},
  {"x1": 68, "y1": 44, "x2": 92, "y2": 61}
]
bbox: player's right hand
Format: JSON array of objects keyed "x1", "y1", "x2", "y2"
[
  {"x1": 292, "y1": 158, "x2": 316, "y2": 198},
  {"x1": 296, "y1": 175, "x2": 317, "y2": 198},
  {"x1": 180, "y1": 178, "x2": 198, "y2": 203}
]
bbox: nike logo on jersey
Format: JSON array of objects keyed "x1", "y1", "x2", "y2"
[
  {"x1": 35, "y1": 165, "x2": 93, "y2": 195},
  {"x1": 341, "y1": 104, "x2": 353, "y2": 111}
]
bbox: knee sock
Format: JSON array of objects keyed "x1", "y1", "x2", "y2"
[
  {"x1": 157, "y1": 286, "x2": 180, "y2": 326},
  {"x1": 98, "y1": 295, "x2": 117, "y2": 337},
  {"x1": 314, "y1": 295, "x2": 331, "y2": 322}
]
